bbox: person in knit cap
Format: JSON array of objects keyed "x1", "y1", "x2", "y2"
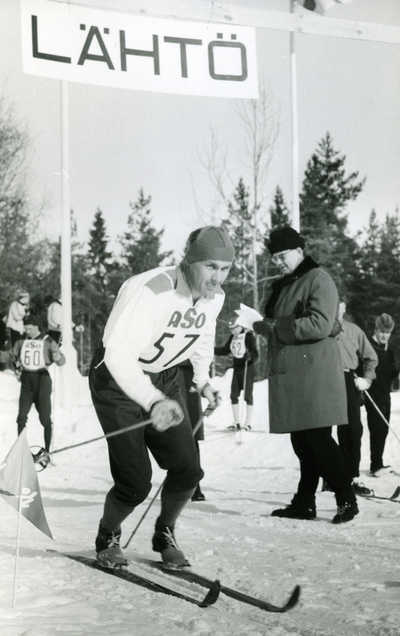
[
  {"x1": 365, "y1": 313, "x2": 399, "y2": 476},
  {"x1": 89, "y1": 225, "x2": 234, "y2": 570},
  {"x1": 6, "y1": 291, "x2": 30, "y2": 347},
  {"x1": 235, "y1": 226, "x2": 358, "y2": 524}
]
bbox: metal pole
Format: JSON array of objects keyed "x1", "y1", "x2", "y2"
[{"x1": 290, "y1": 0, "x2": 300, "y2": 230}]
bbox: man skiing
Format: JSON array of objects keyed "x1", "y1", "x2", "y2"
[
  {"x1": 214, "y1": 321, "x2": 258, "y2": 431},
  {"x1": 13, "y1": 314, "x2": 65, "y2": 468},
  {"x1": 89, "y1": 226, "x2": 234, "y2": 569}
]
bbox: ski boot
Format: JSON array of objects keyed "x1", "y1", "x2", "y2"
[
  {"x1": 271, "y1": 494, "x2": 316, "y2": 520},
  {"x1": 152, "y1": 521, "x2": 190, "y2": 570},
  {"x1": 95, "y1": 524, "x2": 128, "y2": 569},
  {"x1": 352, "y1": 480, "x2": 372, "y2": 496},
  {"x1": 32, "y1": 447, "x2": 50, "y2": 470},
  {"x1": 191, "y1": 485, "x2": 206, "y2": 501}
]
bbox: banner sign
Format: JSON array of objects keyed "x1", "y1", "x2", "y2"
[{"x1": 21, "y1": 0, "x2": 258, "y2": 98}]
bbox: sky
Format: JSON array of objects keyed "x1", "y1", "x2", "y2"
[{"x1": 0, "y1": 0, "x2": 400, "y2": 258}]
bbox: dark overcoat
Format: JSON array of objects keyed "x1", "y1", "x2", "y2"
[{"x1": 255, "y1": 258, "x2": 347, "y2": 434}]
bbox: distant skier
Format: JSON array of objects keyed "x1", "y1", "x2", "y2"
[
  {"x1": 366, "y1": 313, "x2": 399, "y2": 476},
  {"x1": 13, "y1": 314, "x2": 65, "y2": 468},
  {"x1": 46, "y1": 296, "x2": 63, "y2": 345},
  {"x1": 6, "y1": 290, "x2": 30, "y2": 347},
  {"x1": 214, "y1": 321, "x2": 258, "y2": 431}
]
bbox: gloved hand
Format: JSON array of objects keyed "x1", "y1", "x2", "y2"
[
  {"x1": 234, "y1": 303, "x2": 263, "y2": 330},
  {"x1": 201, "y1": 382, "x2": 221, "y2": 414},
  {"x1": 151, "y1": 399, "x2": 184, "y2": 431},
  {"x1": 354, "y1": 376, "x2": 371, "y2": 392}
]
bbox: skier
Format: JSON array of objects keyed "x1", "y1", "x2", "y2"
[
  {"x1": 214, "y1": 320, "x2": 258, "y2": 431},
  {"x1": 333, "y1": 300, "x2": 378, "y2": 495},
  {"x1": 235, "y1": 226, "x2": 358, "y2": 524},
  {"x1": 365, "y1": 313, "x2": 399, "y2": 476},
  {"x1": 13, "y1": 314, "x2": 65, "y2": 468},
  {"x1": 89, "y1": 226, "x2": 234, "y2": 569}
]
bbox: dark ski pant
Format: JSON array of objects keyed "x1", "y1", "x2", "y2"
[
  {"x1": 291, "y1": 425, "x2": 352, "y2": 505},
  {"x1": 89, "y1": 350, "x2": 203, "y2": 532},
  {"x1": 365, "y1": 395, "x2": 390, "y2": 472},
  {"x1": 17, "y1": 370, "x2": 53, "y2": 451},
  {"x1": 337, "y1": 372, "x2": 363, "y2": 480},
  {"x1": 230, "y1": 364, "x2": 254, "y2": 405}
]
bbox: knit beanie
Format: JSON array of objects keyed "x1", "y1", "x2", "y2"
[
  {"x1": 267, "y1": 227, "x2": 305, "y2": 255},
  {"x1": 184, "y1": 226, "x2": 234, "y2": 264},
  {"x1": 375, "y1": 313, "x2": 395, "y2": 332}
]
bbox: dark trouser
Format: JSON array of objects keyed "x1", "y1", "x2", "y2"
[
  {"x1": 89, "y1": 349, "x2": 203, "y2": 532},
  {"x1": 291, "y1": 426, "x2": 352, "y2": 505},
  {"x1": 180, "y1": 363, "x2": 204, "y2": 441},
  {"x1": 365, "y1": 394, "x2": 390, "y2": 472},
  {"x1": 17, "y1": 370, "x2": 53, "y2": 451},
  {"x1": 48, "y1": 330, "x2": 62, "y2": 345},
  {"x1": 230, "y1": 363, "x2": 255, "y2": 405},
  {"x1": 337, "y1": 372, "x2": 363, "y2": 480}
]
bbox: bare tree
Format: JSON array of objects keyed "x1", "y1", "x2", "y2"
[{"x1": 199, "y1": 84, "x2": 280, "y2": 309}]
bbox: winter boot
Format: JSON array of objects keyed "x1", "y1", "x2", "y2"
[
  {"x1": 152, "y1": 521, "x2": 190, "y2": 570},
  {"x1": 191, "y1": 484, "x2": 206, "y2": 501},
  {"x1": 95, "y1": 523, "x2": 128, "y2": 568},
  {"x1": 332, "y1": 500, "x2": 359, "y2": 524},
  {"x1": 271, "y1": 494, "x2": 316, "y2": 520}
]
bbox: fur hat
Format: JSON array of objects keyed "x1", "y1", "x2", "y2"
[
  {"x1": 184, "y1": 226, "x2": 234, "y2": 264},
  {"x1": 267, "y1": 227, "x2": 305, "y2": 255},
  {"x1": 375, "y1": 313, "x2": 395, "y2": 332}
]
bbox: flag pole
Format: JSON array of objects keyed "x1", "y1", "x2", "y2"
[
  {"x1": 12, "y1": 447, "x2": 24, "y2": 608},
  {"x1": 290, "y1": 0, "x2": 300, "y2": 230}
]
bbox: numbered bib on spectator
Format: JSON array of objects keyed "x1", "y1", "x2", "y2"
[
  {"x1": 20, "y1": 338, "x2": 47, "y2": 371},
  {"x1": 230, "y1": 332, "x2": 247, "y2": 359}
]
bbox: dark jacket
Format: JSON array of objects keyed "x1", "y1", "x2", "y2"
[
  {"x1": 368, "y1": 338, "x2": 399, "y2": 403},
  {"x1": 254, "y1": 256, "x2": 347, "y2": 434}
]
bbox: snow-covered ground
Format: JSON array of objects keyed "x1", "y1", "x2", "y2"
[{"x1": 1, "y1": 368, "x2": 400, "y2": 636}]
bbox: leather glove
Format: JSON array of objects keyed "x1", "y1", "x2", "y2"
[
  {"x1": 151, "y1": 399, "x2": 184, "y2": 431},
  {"x1": 234, "y1": 303, "x2": 263, "y2": 330},
  {"x1": 354, "y1": 376, "x2": 371, "y2": 392},
  {"x1": 201, "y1": 382, "x2": 221, "y2": 414}
]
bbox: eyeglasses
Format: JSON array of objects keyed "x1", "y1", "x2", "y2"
[{"x1": 271, "y1": 250, "x2": 293, "y2": 263}]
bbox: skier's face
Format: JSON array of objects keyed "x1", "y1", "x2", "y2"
[
  {"x1": 375, "y1": 330, "x2": 392, "y2": 347},
  {"x1": 271, "y1": 247, "x2": 303, "y2": 274},
  {"x1": 188, "y1": 260, "x2": 232, "y2": 300},
  {"x1": 25, "y1": 324, "x2": 40, "y2": 338}
]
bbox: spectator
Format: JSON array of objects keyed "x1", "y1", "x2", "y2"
[
  {"x1": 6, "y1": 291, "x2": 30, "y2": 346},
  {"x1": 334, "y1": 301, "x2": 377, "y2": 495},
  {"x1": 365, "y1": 313, "x2": 399, "y2": 476},
  {"x1": 235, "y1": 226, "x2": 358, "y2": 524},
  {"x1": 214, "y1": 321, "x2": 258, "y2": 431},
  {"x1": 12, "y1": 314, "x2": 65, "y2": 468}
]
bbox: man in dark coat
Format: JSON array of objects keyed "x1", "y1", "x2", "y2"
[
  {"x1": 235, "y1": 226, "x2": 357, "y2": 524},
  {"x1": 365, "y1": 313, "x2": 399, "y2": 476}
]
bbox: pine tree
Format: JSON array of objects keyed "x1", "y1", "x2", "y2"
[
  {"x1": 88, "y1": 208, "x2": 112, "y2": 285},
  {"x1": 120, "y1": 189, "x2": 173, "y2": 277},
  {"x1": 269, "y1": 186, "x2": 290, "y2": 229},
  {"x1": 299, "y1": 132, "x2": 364, "y2": 290}
]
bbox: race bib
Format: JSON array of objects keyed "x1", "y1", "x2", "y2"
[
  {"x1": 230, "y1": 333, "x2": 246, "y2": 359},
  {"x1": 20, "y1": 339, "x2": 47, "y2": 371}
]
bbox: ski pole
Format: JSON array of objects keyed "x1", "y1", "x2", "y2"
[
  {"x1": 123, "y1": 407, "x2": 213, "y2": 549},
  {"x1": 47, "y1": 417, "x2": 153, "y2": 458},
  {"x1": 363, "y1": 390, "x2": 400, "y2": 446}
]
